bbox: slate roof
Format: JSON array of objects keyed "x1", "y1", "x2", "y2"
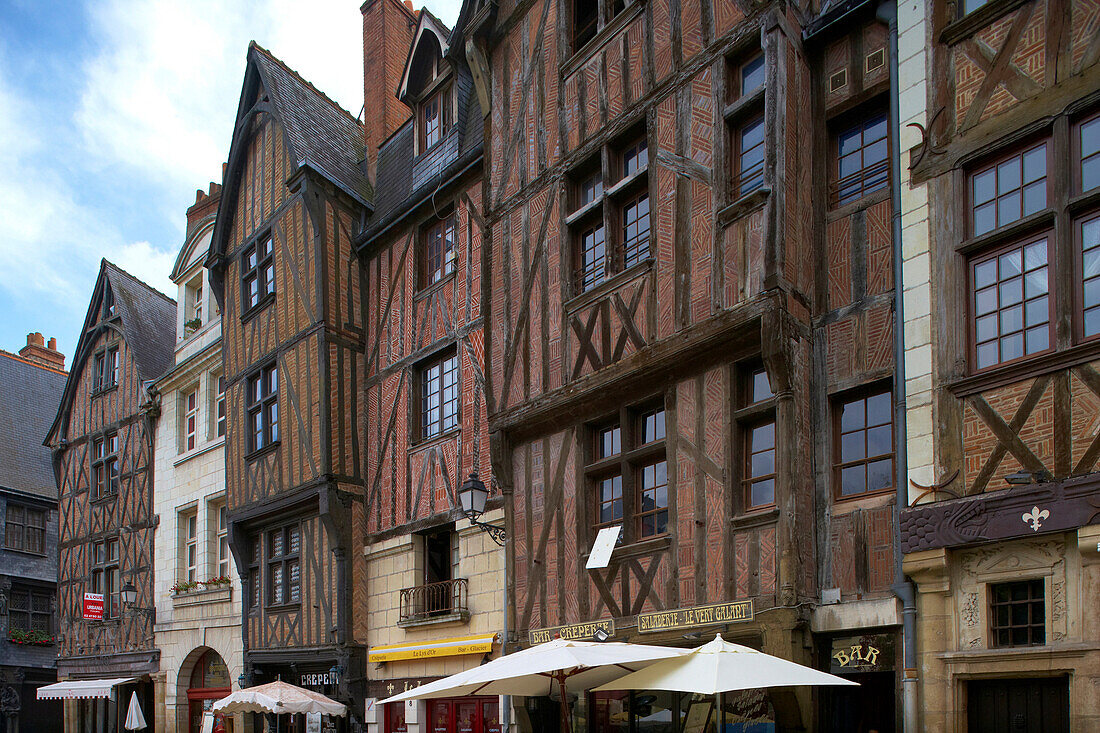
[
  {"x1": 103, "y1": 261, "x2": 177, "y2": 381},
  {"x1": 249, "y1": 43, "x2": 373, "y2": 207},
  {"x1": 0, "y1": 351, "x2": 66, "y2": 498}
]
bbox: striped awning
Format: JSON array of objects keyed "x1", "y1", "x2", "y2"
[
  {"x1": 37, "y1": 677, "x2": 136, "y2": 700},
  {"x1": 369, "y1": 633, "x2": 498, "y2": 663}
]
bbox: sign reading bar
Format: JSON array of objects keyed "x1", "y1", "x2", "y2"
[
  {"x1": 368, "y1": 633, "x2": 497, "y2": 663},
  {"x1": 83, "y1": 592, "x2": 104, "y2": 621},
  {"x1": 829, "y1": 634, "x2": 895, "y2": 674},
  {"x1": 528, "y1": 619, "x2": 615, "y2": 645},
  {"x1": 637, "y1": 600, "x2": 753, "y2": 633}
]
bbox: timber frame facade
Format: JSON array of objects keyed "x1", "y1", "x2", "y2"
[
  {"x1": 47, "y1": 260, "x2": 176, "y2": 731},
  {"x1": 898, "y1": 0, "x2": 1100, "y2": 730},
  {"x1": 205, "y1": 42, "x2": 374, "y2": 727}
]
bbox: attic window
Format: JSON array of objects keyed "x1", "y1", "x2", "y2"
[
  {"x1": 103, "y1": 288, "x2": 115, "y2": 319},
  {"x1": 420, "y1": 84, "x2": 452, "y2": 152}
]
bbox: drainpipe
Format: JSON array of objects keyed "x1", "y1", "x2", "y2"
[{"x1": 876, "y1": 1, "x2": 919, "y2": 731}]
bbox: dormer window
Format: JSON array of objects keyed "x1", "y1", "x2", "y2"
[
  {"x1": 103, "y1": 287, "x2": 115, "y2": 319},
  {"x1": 186, "y1": 273, "x2": 204, "y2": 329},
  {"x1": 420, "y1": 84, "x2": 451, "y2": 152}
]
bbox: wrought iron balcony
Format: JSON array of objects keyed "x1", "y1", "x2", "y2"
[{"x1": 398, "y1": 578, "x2": 470, "y2": 627}]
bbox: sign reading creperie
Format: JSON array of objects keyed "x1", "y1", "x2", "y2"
[
  {"x1": 637, "y1": 600, "x2": 753, "y2": 633},
  {"x1": 528, "y1": 619, "x2": 615, "y2": 645},
  {"x1": 82, "y1": 593, "x2": 104, "y2": 621},
  {"x1": 368, "y1": 633, "x2": 497, "y2": 663}
]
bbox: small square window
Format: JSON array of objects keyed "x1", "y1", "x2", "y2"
[
  {"x1": 990, "y1": 579, "x2": 1045, "y2": 647},
  {"x1": 833, "y1": 112, "x2": 889, "y2": 206}
]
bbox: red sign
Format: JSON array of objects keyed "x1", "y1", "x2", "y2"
[{"x1": 83, "y1": 592, "x2": 104, "y2": 620}]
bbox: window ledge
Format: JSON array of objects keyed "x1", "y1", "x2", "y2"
[
  {"x1": 731, "y1": 507, "x2": 779, "y2": 529},
  {"x1": 582, "y1": 534, "x2": 670, "y2": 565},
  {"x1": 940, "y1": 0, "x2": 1031, "y2": 47},
  {"x1": 723, "y1": 87, "x2": 765, "y2": 124},
  {"x1": 240, "y1": 293, "x2": 276, "y2": 324},
  {"x1": 245, "y1": 441, "x2": 280, "y2": 463},
  {"x1": 173, "y1": 438, "x2": 225, "y2": 467},
  {"x1": 397, "y1": 610, "x2": 471, "y2": 629},
  {"x1": 411, "y1": 427, "x2": 462, "y2": 452},
  {"x1": 956, "y1": 209, "x2": 1055, "y2": 254},
  {"x1": 826, "y1": 187, "x2": 890, "y2": 221},
  {"x1": 90, "y1": 493, "x2": 118, "y2": 506},
  {"x1": 172, "y1": 586, "x2": 232, "y2": 607},
  {"x1": 561, "y1": 1, "x2": 646, "y2": 79},
  {"x1": 1068, "y1": 186, "x2": 1100, "y2": 215},
  {"x1": 265, "y1": 602, "x2": 301, "y2": 614},
  {"x1": 606, "y1": 166, "x2": 648, "y2": 200},
  {"x1": 415, "y1": 271, "x2": 457, "y2": 301},
  {"x1": 939, "y1": 642, "x2": 1100, "y2": 665},
  {"x1": 565, "y1": 258, "x2": 653, "y2": 314},
  {"x1": 948, "y1": 339, "x2": 1100, "y2": 397},
  {"x1": 565, "y1": 196, "x2": 605, "y2": 227},
  {"x1": 91, "y1": 385, "x2": 118, "y2": 398},
  {"x1": 718, "y1": 188, "x2": 770, "y2": 226},
  {"x1": 2, "y1": 548, "x2": 48, "y2": 558}
]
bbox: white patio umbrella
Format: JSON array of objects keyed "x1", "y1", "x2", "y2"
[
  {"x1": 592, "y1": 633, "x2": 858, "y2": 694},
  {"x1": 124, "y1": 691, "x2": 147, "y2": 730},
  {"x1": 380, "y1": 638, "x2": 688, "y2": 733},
  {"x1": 212, "y1": 680, "x2": 347, "y2": 717}
]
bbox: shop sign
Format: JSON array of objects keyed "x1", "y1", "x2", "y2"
[
  {"x1": 300, "y1": 671, "x2": 338, "y2": 687},
  {"x1": 82, "y1": 593, "x2": 103, "y2": 621},
  {"x1": 528, "y1": 619, "x2": 614, "y2": 645},
  {"x1": 829, "y1": 634, "x2": 895, "y2": 674},
  {"x1": 637, "y1": 600, "x2": 753, "y2": 633},
  {"x1": 368, "y1": 633, "x2": 498, "y2": 663}
]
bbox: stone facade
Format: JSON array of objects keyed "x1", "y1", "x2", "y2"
[{"x1": 153, "y1": 190, "x2": 244, "y2": 733}]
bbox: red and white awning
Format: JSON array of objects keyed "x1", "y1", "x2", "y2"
[{"x1": 37, "y1": 677, "x2": 136, "y2": 700}]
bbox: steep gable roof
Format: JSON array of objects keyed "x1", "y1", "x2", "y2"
[
  {"x1": 46, "y1": 260, "x2": 176, "y2": 445},
  {"x1": 397, "y1": 10, "x2": 453, "y2": 102},
  {"x1": 0, "y1": 351, "x2": 66, "y2": 498}
]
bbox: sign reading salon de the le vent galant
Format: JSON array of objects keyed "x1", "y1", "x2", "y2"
[{"x1": 637, "y1": 600, "x2": 755, "y2": 633}]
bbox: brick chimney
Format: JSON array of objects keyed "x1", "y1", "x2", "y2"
[
  {"x1": 186, "y1": 176, "x2": 223, "y2": 236},
  {"x1": 19, "y1": 333, "x2": 66, "y2": 371},
  {"x1": 362, "y1": 0, "x2": 418, "y2": 174}
]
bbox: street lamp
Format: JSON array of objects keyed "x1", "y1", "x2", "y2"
[
  {"x1": 120, "y1": 582, "x2": 155, "y2": 619},
  {"x1": 458, "y1": 473, "x2": 506, "y2": 547}
]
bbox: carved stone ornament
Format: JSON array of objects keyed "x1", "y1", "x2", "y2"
[
  {"x1": 961, "y1": 592, "x2": 979, "y2": 628},
  {"x1": 0, "y1": 686, "x2": 20, "y2": 714}
]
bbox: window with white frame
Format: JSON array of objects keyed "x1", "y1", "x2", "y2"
[
  {"x1": 180, "y1": 508, "x2": 198, "y2": 583},
  {"x1": 182, "y1": 387, "x2": 199, "y2": 451},
  {"x1": 213, "y1": 374, "x2": 226, "y2": 438},
  {"x1": 211, "y1": 501, "x2": 229, "y2": 579}
]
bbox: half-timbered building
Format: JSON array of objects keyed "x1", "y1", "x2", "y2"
[
  {"x1": 474, "y1": 0, "x2": 906, "y2": 729},
  {"x1": 45, "y1": 261, "x2": 176, "y2": 732},
  {"x1": 355, "y1": 5, "x2": 503, "y2": 733},
  {"x1": 898, "y1": 0, "x2": 1100, "y2": 730},
  {"x1": 205, "y1": 42, "x2": 374, "y2": 731}
]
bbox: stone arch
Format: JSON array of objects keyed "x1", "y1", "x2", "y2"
[{"x1": 175, "y1": 646, "x2": 235, "y2": 733}]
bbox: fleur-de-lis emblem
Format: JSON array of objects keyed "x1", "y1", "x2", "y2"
[{"x1": 1021, "y1": 506, "x2": 1049, "y2": 532}]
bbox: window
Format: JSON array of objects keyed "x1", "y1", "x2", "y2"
[
  {"x1": 180, "y1": 509, "x2": 197, "y2": 582},
  {"x1": 214, "y1": 503, "x2": 229, "y2": 578},
  {"x1": 241, "y1": 235, "x2": 275, "y2": 311},
  {"x1": 960, "y1": 0, "x2": 988, "y2": 14},
  {"x1": 93, "y1": 346, "x2": 119, "y2": 391},
  {"x1": 971, "y1": 236, "x2": 1051, "y2": 369},
  {"x1": 187, "y1": 274, "x2": 203, "y2": 325},
  {"x1": 246, "y1": 364, "x2": 278, "y2": 454},
  {"x1": 586, "y1": 403, "x2": 667, "y2": 542},
  {"x1": 420, "y1": 85, "x2": 451, "y2": 151},
  {"x1": 970, "y1": 142, "x2": 1047, "y2": 237},
  {"x1": 418, "y1": 350, "x2": 459, "y2": 440},
  {"x1": 92, "y1": 433, "x2": 119, "y2": 499},
  {"x1": 91, "y1": 538, "x2": 120, "y2": 619},
  {"x1": 570, "y1": 131, "x2": 651, "y2": 293},
  {"x1": 421, "y1": 214, "x2": 457, "y2": 287},
  {"x1": 183, "y1": 388, "x2": 199, "y2": 451},
  {"x1": 736, "y1": 366, "x2": 776, "y2": 510},
  {"x1": 5, "y1": 504, "x2": 46, "y2": 554},
  {"x1": 103, "y1": 287, "x2": 115, "y2": 319},
  {"x1": 1081, "y1": 114, "x2": 1100, "y2": 193},
  {"x1": 248, "y1": 535, "x2": 261, "y2": 612},
  {"x1": 570, "y1": 0, "x2": 625, "y2": 53},
  {"x1": 421, "y1": 526, "x2": 459, "y2": 614},
  {"x1": 1081, "y1": 214, "x2": 1100, "y2": 339},
  {"x1": 213, "y1": 374, "x2": 226, "y2": 438},
  {"x1": 8, "y1": 587, "x2": 51, "y2": 635},
  {"x1": 267, "y1": 524, "x2": 300, "y2": 606},
  {"x1": 834, "y1": 388, "x2": 894, "y2": 498},
  {"x1": 726, "y1": 52, "x2": 766, "y2": 199},
  {"x1": 990, "y1": 579, "x2": 1045, "y2": 647},
  {"x1": 833, "y1": 111, "x2": 889, "y2": 206}
]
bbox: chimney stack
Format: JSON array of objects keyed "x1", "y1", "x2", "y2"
[
  {"x1": 186, "y1": 176, "x2": 223, "y2": 236},
  {"x1": 19, "y1": 332, "x2": 66, "y2": 371},
  {"x1": 362, "y1": 0, "x2": 418, "y2": 175}
]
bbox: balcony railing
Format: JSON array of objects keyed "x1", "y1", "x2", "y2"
[{"x1": 399, "y1": 578, "x2": 469, "y2": 625}]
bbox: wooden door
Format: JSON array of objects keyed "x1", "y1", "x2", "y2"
[{"x1": 967, "y1": 677, "x2": 1069, "y2": 733}]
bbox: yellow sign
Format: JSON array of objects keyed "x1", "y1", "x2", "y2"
[
  {"x1": 528, "y1": 619, "x2": 615, "y2": 645},
  {"x1": 637, "y1": 600, "x2": 754, "y2": 633},
  {"x1": 368, "y1": 633, "x2": 498, "y2": 663}
]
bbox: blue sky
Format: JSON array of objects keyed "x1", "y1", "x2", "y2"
[{"x1": 0, "y1": 0, "x2": 460, "y2": 363}]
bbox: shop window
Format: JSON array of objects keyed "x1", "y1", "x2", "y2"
[
  {"x1": 990, "y1": 578, "x2": 1045, "y2": 647},
  {"x1": 91, "y1": 537, "x2": 120, "y2": 619},
  {"x1": 585, "y1": 401, "x2": 667, "y2": 543},
  {"x1": 832, "y1": 111, "x2": 889, "y2": 206},
  {"x1": 418, "y1": 349, "x2": 459, "y2": 440},
  {"x1": 970, "y1": 235, "x2": 1051, "y2": 369},
  {"x1": 833, "y1": 388, "x2": 893, "y2": 498},
  {"x1": 5, "y1": 504, "x2": 46, "y2": 554},
  {"x1": 267, "y1": 524, "x2": 300, "y2": 606}
]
